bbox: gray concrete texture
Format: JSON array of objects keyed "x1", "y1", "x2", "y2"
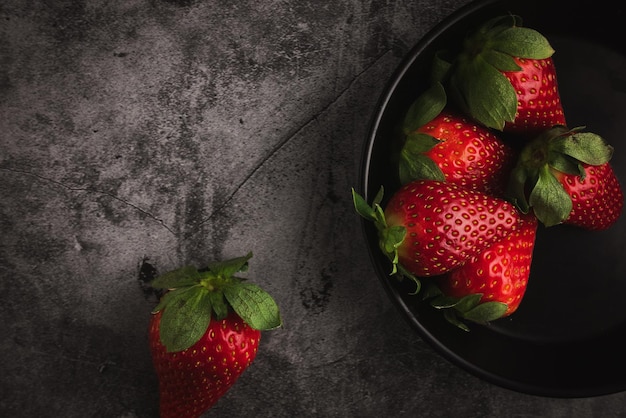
[{"x1": 1, "y1": 0, "x2": 625, "y2": 417}]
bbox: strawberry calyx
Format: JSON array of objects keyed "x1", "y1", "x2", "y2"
[
  {"x1": 398, "y1": 84, "x2": 448, "y2": 185},
  {"x1": 398, "y1": 132, "x2": 445, "y2": 185},
  {"x1": 351, "y1": 187, "x2": 421, "y2": 293},
  {"x1": 437, "y1": 15, "x2": 555, "y2": 130},
  {"x1": 151, "y1": 252, "x2": 282, "y2": 353},
  {"x1": 423, "y1": 284, "x2": 508, "y2": 332},
  {"x1": 506, "y1": 126, "x2": 615, "y2": 226}
]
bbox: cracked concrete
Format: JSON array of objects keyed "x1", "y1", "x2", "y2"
[{"x1": 2, "y1": 0, "x2": 626, "y2": 417}]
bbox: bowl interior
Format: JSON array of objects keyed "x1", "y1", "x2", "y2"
[{"x1": 361, "y1": 0, "x2": 626, "y2": 397}]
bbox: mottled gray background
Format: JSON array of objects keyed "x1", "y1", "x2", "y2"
[{"x1": 1, "y1": 0, "x2": 625, "y2": 417}]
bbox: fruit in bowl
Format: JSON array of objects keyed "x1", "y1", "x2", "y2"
[{"x1": 353, "y1": 13, "x2": 624, "y2": 331}]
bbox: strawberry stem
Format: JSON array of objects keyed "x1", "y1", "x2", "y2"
[{"x1": 352, "y1": 187, "x2": 421, "y2": 293}]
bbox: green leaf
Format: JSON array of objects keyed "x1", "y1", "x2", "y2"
[
  {"x1": 351, "y1": 186, "x2": 415, "y2": 280},
  {"x1": 158, "y1": 286, "x2": 213, "y2": 352},
  {"x1": 398, "y1": 133, "x2": 445, "y2": 184},
  {"x1": 481, "y1": 15, "x2": 520, "y2": 35},
  {"x1": 151, "y1": 288, "x2": 178, "y2": 314},
  {"x1": 372, "y1": 186, "x2": 384, "y2": 207},
  {"x1": 431, "y1": 51, "x2": 453, "y2": 84},
  {"x1": 452, "y1": 56, "x2": 517, "y2": 130},
  {"x1": 529, "y1": 165, "x2": 572, "y2": 227},
  {"x1": 430, "y1": 295, "x2": 462, "y2": 309},
  {"x1": 352, "y1": 188, "x2": 377, "y2": 221},
  {"x1": 431, "y1": 293, "x2": 482, "y2": 312},
  {"x1": 443, "y1": 309, "x2": 470, "y2": 332},
  {"x1": 548, "y1": 152, "x2": 581, "y2": 176},
  {"x1": 207, "y1": 252, "x2": 252, "y2": 278},
  {"x1": 396, "y1": 265, "x2": 421, "y2": 294},
  {"x1": 551, "y1": 132, "x2": 614, "y2": 166},
  {"x1": 483, "y1": 49, "x2": 521, "y2": 72},
  {"x1": 403, "y1": 132, "x2": 441, "y2": 153},
  {"x1": 402, "y1": 82, "x2": 447, "y2": 134},
  {"x1": 422, "y1": 283, "x2": 444, "y2": 300},
  {"x1": 453, "y1": 294, "x2": 483, "y2": 313},
  {"x1": 209, "y1": 290, "x2": 228, "y2": 320},
  {"x1": 223, "y1": 282, "x2": 282, "y2": 330},
  {"x1": 462, "y1": 301, "x2": 508, "y2": 323},
  {"x1": 152, "y1": 265, "x2": 202, "y2": 289},
  {"x1": 380, "y1": 225, "x2": 406, "y2": 255},
  {"x1": 427, "y1": 287, "x2": 507, "y2": 330},
  {"x1": 399, "y1": 154, "x2": 445, "y2": 185},
  {"x1": 491, "y1": 26, "x2": 555, "y2": 59}
]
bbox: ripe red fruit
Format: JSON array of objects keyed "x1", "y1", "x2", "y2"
[
  {"x1": 399, "y1": 110, "x2": 515, "y2": 196},
  {"x1": 438, "y1": 15, "x2": 564, "y2": 134},
  {"x1": 150, "y1": 310, "x2": 260, "y2": 418},
  {"x1": 502, "y1": 56, "x2": 566, "y2": 134},
  {"x1": 506, "y1": 126, "x2": 623, "y2": 229},
  {"x1": 554, "y1": 162, "x2": 624, "y2": 230},
  {"x1": 432, "y1": 212, "x2": 538, "y2": 330},
  {"x1": 353, "y1": 180, "x2": 521, "y2": 283},
  {"x1": 148, "y1": 253, "x2": 281, "y2": 418}
]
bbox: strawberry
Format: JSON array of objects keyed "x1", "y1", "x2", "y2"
[
  {"x1": 399, "y1": 109, "x2": 515, "y2": 196},
  {"x1": 432, "y1": 15, "x2": 565, "y2": 134},
  {"x1": 149, "y1": 310, "x2": 260, "y2": 417},
  {"x1": 352, "y1": 180, "x2": 522, "y2": 289},
  {"x1": 554, "y1": 162, "x2": 623, "y2": 230},
  {"x1": 148, "y1": 253, "x2": 282, "y2": 418},
  {"x1": 501, "y1": 56, "x2": 566, "y2": 134},
  {"x1": 428, "y1": 212, "x2": 538, "y2": 331},
  {"x1": 507, "y1": 125, "x2": 623, "y2": 229}
]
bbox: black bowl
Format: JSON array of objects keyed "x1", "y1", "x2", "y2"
[{"x1": 359, "y1": 0, "x2": 626, "y2": 398}]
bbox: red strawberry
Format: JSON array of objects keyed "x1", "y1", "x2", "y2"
[
  {"x1": 148, "y1": 253, "x2": 282, "y2": 418},
  {"x1": 507, "y1": 125, "x2": 623, "y2": 230},
  {"x1": 438, "y1": 15, "x2": 565, "y2": 134},
  {"x1": 150, "y1": 310, "x2": 260, "y2": 418},
  {"x1": 430, "y1": 212, "x2": 538, "y2": 330},
  {"x1": 352, "y1": 180, "x2": 522, "y2": 287},
  {"x1": 502, "y1": 56, "x2": 566, "y2": 134},
  {"x1": 554, "y1": 162, "x2": 624, "y2": 230},
  {"x1": 399, "y1": 109, "x2": 515, "y2": 196}
]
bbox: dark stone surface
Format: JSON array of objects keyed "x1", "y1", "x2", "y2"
[{"x1": 1, "y1": 0, "x2": 625, "y2": 417}]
